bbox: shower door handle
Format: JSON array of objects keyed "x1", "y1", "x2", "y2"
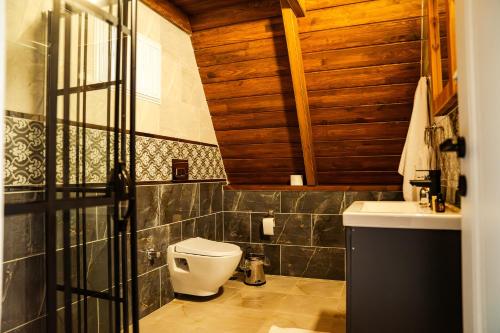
[{"x1": 110, "y1": 161, "x2": 132, "y2": 230}]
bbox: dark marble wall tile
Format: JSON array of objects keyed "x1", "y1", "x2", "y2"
[
  {"x1": 200, "y1": 182, "x2": 222, "y2": 215},
  {"x1": 137, "y1": 270, "x2": 161, "y2": 319},
  {"x1": 86, "y1": 240, "x2": 110, "y2": 293},
  {"x1": 55, "y1": 239, "x2": 111, "y2": 307},
  {"x1": 281, "y1": 191, "x2": 344, "y2": 214},
  {"x1": 223, "y1": 191, "x2": 280, "y2": 212},
  {"x1": 343, "y1": 191, "x2": 403, "y2": 212},
  {"x1": 160, "y1": 184, "x2": 199, "y2": 224},
  {"x1": 379, "y1": 191, "x2": 404, "y2": 201},
  {"x1": 137, "y1": 227, "x2": 168, "y2": 275},
  {"x1": 160, "y1": 266, "x2": 175, "y2": 306},
  {"x1": 223, "y1": 212, "x2": 250, "y2": 242},
  {"x1": 232, "y1": 242, "x2": 280, "y2": 275},
  {"x1": 96, "y1": 205, "x2": 112, "y2": 241},
  {"x1": 281, "y1": 246, "x2": 345, "y2": 280},
  {"x1": 312, "y1": 215, "x2": 345, "y2": 248},
  {"x1": 195, "y1": 214, "x2": 216, "y2": 240},
  {"x1": 56, "y1": 208, "x2": 98, "y2": 250},
  {"x1": 215, "y1": 212, "x2": 223, "y2": 242},
  {"x1": 4, "y1": 191, "x2": 44, "y2": 204},
  {"x1": 9, "y1": 316, "x2": 45, "y2": 333},
  {"x1": 181, "y1": 219, "x2": 196, "y2": 240},
  {"x1": 180, "y1": 215, "x2": 216, "y2": 241},
  {"x1": 2, "y1": 255, "x2": 46, "y2": 332},
  {"x1": 251, "y1": 213, "x2": 311, "y2": 246},
  {"x1": 4, "y1": 213, "x2": 44, "y2": 261},
  {"x1": 136, "y1": 185, "x2": 160, "y2": 230},
  {"x1": 57, "y1": 297, "x2": 98, "y2": 333},
  {"x1": 167, "y1": 222, "x2": 182, "y2": 245}
]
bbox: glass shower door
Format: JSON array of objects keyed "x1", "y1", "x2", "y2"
[{"x1": 4, "y1": 0, "x2": 139, "y2": 332}]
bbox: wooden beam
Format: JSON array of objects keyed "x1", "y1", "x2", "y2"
[
  {"x1": 427, "y1": 0, "x2": 443, "y2": 99},
  {"x1": 280, "y1": 0, "x2": 317, "y2": 185},
  {"x1": 284, "y1": 0, "x2": 306, "y2": 17},
  {"x1": 141, "y1": 0, "x2": 192, "y2": 35}
]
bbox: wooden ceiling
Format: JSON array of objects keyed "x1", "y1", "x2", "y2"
[{"x1": 147, "y1": 0, "x2": 424, "y2": 187}]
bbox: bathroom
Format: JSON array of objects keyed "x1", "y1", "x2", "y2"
[{"x1": 1, "y1": 0, "x2": 500, "y2": 332}]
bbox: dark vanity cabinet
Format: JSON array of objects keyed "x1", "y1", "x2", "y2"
[{"x1": 346, "y1": 227, "x2": 462, "y2": 333}]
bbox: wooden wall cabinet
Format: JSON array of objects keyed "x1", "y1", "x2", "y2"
[{"x1": 428, "y1": 0, "x2": 458, "y2": 115}]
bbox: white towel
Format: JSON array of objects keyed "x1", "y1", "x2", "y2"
[
  {"x1": 268, "y1": 326, "x2": 329, "y2": 333},
  {"x1": 398, "y1": 77, "x2": 431, "y2": 201}
]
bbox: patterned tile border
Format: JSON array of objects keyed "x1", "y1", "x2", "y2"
[{"x1": 4, "y1": 113, "x2": 226, "y2": 186}]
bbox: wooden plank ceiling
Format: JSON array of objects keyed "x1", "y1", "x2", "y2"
[{"x1": 166, "y1": 0, "x2": 424, "y2": 186}]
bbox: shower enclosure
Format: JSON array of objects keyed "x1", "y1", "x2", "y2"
[{"x1": 4, "y1": 0, "x2": 139, "y2": 331}]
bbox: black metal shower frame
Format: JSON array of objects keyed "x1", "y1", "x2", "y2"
[{"x1": 4, "y1": 0, "x2": 140, "y2": 332}]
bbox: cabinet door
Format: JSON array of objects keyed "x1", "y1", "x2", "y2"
[{"x1": 347, "y1": 227, "x2": 462, "y2": 333}]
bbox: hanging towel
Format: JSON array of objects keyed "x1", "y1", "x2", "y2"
[
  {"x1": 268, "y1": 326, "x2": 329, "y2": 333},
  {"x1": 398, "y1": 77, "x2": 431, "y2": 201}
]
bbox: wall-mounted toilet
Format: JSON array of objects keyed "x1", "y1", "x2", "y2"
[{"x1": 167, "y1": 237, "x2": 242, "y2": 296}]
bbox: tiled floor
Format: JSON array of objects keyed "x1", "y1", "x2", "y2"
[{"x1": 140, "y1": 274, "x2": 346, "y2": 333}]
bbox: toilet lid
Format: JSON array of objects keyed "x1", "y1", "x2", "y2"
[{"x1": 175, "y1": 237, "x2": 242, "y2": 257}]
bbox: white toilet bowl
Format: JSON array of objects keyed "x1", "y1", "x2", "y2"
[{"x1": 167, "y1": 237, "x2": 242, "y2": 296}]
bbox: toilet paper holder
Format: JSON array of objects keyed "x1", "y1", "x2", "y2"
[{"x1": 262, "y1": 210, "x2": 276, "y2": 236}]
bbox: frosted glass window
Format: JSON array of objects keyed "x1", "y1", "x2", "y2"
[{"x1": 93, "y1": 18, "x2": 161, "y2": 104}]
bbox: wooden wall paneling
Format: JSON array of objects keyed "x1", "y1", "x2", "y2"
[
  {"x1": 219, "y1": 143, "x2": 303, "y2": 159},
  {"x1": 191, "y1": 17, "x2": 284, "y2": 49},
  {"x1": 313, "y1": 122, "x2": 409, "y2": 141},
  {"x1": 303, "y1": 40, "x2": 421, "y2": 72},
  {"x1": 223, "y1": 158, "x2": 305, "y2": 173},
  {"x1": 306, "y1": 0, "x2": 373, "y2": 11},
  {"x1": 298, "y1": 0, "x2": 422, "y2": 33},
  {"x1": 300, "y1": 17, "x2": 421, "y2": 53},
  {"x1": 317, "y1": 156, "x2": 401, "y2": 171},
  {"x1": 204, "y1": 75, "x2": 293, "y2": 100},
  {"x1": 212, "y1": 111, "x2": 298, "y2": 131},
  {"x1": 227, "y1": 172, "x2": 299, "y2": 185},
  {"x1": 189, "y1": 0, "x2": 282, "y2": 31},
  {"x1": 142, "y1": 0, "x2": 192, "y2": 34},
  {"x1": 199, "y1": 56, "x2": 290, "y2": 83},
  {"x1": 308, "y1": 83, "x2": 417, "y2": 108},
  {"x1": 199, "y1": 41, "x2": 421, "y2": 84},
  {"x1": 195, "y1": 38, "x2": 288, "y2": 67},
  {"x1": 170, "y1": 0, "x2": 247, "y2": 16},
  {"x1": 280, "y1": 0, "x2": 317, "y2": 185},
  {"x1": 310, "y1": 104, "x2": 413, "y2": 125},
  {"x1": 188, "y1": 0, "x2": 423, "y2": 187},
  {"x1": 305, "y1": 62, "x2": 421, "y2": 91},
  {"x1": 208, "y1": 94, "x2": 295, "y2": 115},
  {"x1": 195, "y1": 18, "x2": 421, "y2": 68},
  {"x1": 216, "y1": 127, "x2": 301, "y2": 145},
  {"x1": 318, "y1": 171, "x2": 403, "y2": 184},
  {"x1": 224, "y1": 184, "x2": 403, "y2": 191},
  {"x1": 314, "y1": 139, "x2": 406, "y2": 157}
]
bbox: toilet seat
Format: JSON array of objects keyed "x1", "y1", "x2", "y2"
[{"x1": 175, "y1": 237, "x2": 241, "y2": 257}]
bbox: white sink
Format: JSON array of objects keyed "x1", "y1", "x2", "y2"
[{"x1": 343, "y1": 201, "x2": 461, "y2": 230}]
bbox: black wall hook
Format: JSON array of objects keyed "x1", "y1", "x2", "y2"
[{"x1": 439, "y1": 136, "x2": 466, "y2": 158}]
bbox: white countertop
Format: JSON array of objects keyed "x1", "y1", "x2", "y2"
[{"x1": 342, "y1": 201, "x2": 461, "y2": 230}]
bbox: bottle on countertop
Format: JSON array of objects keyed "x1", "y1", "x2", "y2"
[
  {"x1": 431, "y1": 195, "x2": 437, "y2": 211},
  {"x1": 436, "y1": 193, "x2": 446, "y2": 213},
  {"x1": 419, "y1": 187, "x2": 430, "y2": 207}
]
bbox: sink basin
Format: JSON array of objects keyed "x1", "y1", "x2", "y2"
[{"x1": 343, "y1": 201, "x2": 461, "y2": 230}]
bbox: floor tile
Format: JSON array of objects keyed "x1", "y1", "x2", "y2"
[{"x1": 140, "y1": 275, "x2": 346, "y2": 333}]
